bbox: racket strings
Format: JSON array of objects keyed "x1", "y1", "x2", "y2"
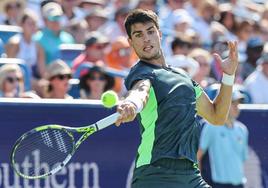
[{"x1": 12, "y1": 129, "x2": 74, "y2": 177}]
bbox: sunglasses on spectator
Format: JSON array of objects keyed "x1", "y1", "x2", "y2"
[
  {"x1": 51, "y1": 74, "x2": 72, "y2": 81},
  {"x1": 88, "y1": 75, "x2": 105, "y2": 81},
  {"x1": 6, "y1": 77, "x2": 21, "y2": 83}
]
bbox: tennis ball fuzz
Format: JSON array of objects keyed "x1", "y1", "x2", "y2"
[{"x1": 101, "y1": 90, "x2": 118, "y2": 108}]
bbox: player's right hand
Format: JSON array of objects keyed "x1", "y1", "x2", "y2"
[{"x1": 115, "y1": 101, "x2": 137, "y2": 126}]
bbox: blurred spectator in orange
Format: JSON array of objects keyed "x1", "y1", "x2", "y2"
[
  {"x1": 106, "y1": 36, "x2": 136, "y2": 94},
  {"x1": 0, "y1": 64, "x2": 39, "y2": 98},
  {"x1": 72, "y1": 31, "x2": 109, "y2": 73},
  {"x1": 241, "y1": 37, "x2": 264, "y2": 80},
  {"x1": 102, "y1": 6, "x2": 130, "y2": 42},
  {"x1": 45, "y1": 59, "x2": 73, "y2": 99},
  {"x1": 244, "y1": 53, "x2": 268, "y2": 104},
  {"x1": 79, "y1": 65, "x2": 115, "y2": 100},
  {"x1": 85, "y1": 7, "x2": 109, "y2": 32},
  {"x1": 33, "y1": 2, "x2": 74, "y2": 78},
  {"x1": 2, "y1": 1, "x2": 22, "y2": 26},
  {"x1": 189, "y1": 48, "x2": 216, "y2": 88}
]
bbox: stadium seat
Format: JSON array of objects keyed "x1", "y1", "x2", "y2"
[
  {"x1": 0, "y1": 58, "x2": 31, "y2": 91},
  {"x1": 59, "y1": 44, "x2": 85, "y2": 67},
  {"x1": 68, "y1": 78, "x2": 80, "y2": 99},
  {"x1": 0, "y1": 25, "x2": 22, "y2": 44}
]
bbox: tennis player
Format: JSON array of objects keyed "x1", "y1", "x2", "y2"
[{"x1": 115, "y1": 9, "x2": 238, "y2": 188}]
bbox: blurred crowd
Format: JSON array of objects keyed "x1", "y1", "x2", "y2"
[{"x1": 0, "y1": 0, "x2": 267, "y2": 104}]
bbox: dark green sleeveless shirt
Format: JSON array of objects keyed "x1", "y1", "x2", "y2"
[{"x1": 125, "y1": 60, "x2": 203, "y2": 168}]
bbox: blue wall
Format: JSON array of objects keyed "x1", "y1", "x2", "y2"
[{"x1": 0, "y1": 100, "x2": 267, "y2": 188}]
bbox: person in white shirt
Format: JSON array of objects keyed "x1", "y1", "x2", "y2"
[{"x1": 244, "y1": 53, "x2": 268, "y2": 104}]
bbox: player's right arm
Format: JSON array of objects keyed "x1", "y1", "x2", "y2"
[{"x1": 115, "y1": 79, "x2": 151, "y2": 126}]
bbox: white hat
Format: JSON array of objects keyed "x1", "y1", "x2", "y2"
[{"x1": 166, "y1": 55, "x2": 199, "y2": 77}]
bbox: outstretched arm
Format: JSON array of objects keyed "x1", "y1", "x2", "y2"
[
  {"x1": 115, "y1": 79, "x2": 151, "y2": 126},
  {"x1": 196, "y1": 41, "x2": 238, "y2": 125}
]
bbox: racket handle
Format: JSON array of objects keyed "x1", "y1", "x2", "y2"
[{"x1": 96, "y1": 112, "x2": 120, "y2": 130}]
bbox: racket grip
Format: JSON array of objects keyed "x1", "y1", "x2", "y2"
[{"x1": 96, "y1": 112, "x2": 120, "y2": 130}]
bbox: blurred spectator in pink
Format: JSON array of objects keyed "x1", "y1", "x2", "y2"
[
  {"x1": 241, "y1": 37, "x2": 264, "y2": 80},
  {"x1": 72, "y1": 31, "x2": 109, "y2": 72},
  {"x1": 85, "y1": 7, "x2": 109, "y2": 32},
  {"x1": 0, "y1": 64, "x2": 39, "y2": 98},
  {"x1": 2, "y1": 0, "x2": 22, "y2": 26},
  {"x1": 102, "y1": 6, "x2": 130, "y2": 42},
  {"x1": 33, "y1": 2, "x2": 74, "y2": 78},
  {"x1": 244, "y1": 53, "x2": 268, "y2": 104},
  {"x1": 189, "y1": 48, "x2": 216, "y2": 88},
  {"x1": 45, "y1": 59, "x2": 73, "y2": 99},
  {"x1": 79, "y1": 65, "x2": 115, "y2": 100}
]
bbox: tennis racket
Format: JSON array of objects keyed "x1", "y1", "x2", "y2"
[{"x1": 10, "y1": 112, "x2": 120, "y2": 179}]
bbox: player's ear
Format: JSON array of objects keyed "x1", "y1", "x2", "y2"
[{"x1": 128, "y1": 37, "x2": 133, "y2": 46}]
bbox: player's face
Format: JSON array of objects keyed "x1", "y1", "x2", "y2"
[{"x1": 128, "y1": 22, "x2": 162, "y2": 61}]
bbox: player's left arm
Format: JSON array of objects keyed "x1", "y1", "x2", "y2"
[{"x1": 196, "y1": 41, "x2": 238, "y2": 125}]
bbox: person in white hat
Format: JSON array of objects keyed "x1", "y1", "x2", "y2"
[{"x1": 45, "y1": 59, "x2": 73, "y2": 99}]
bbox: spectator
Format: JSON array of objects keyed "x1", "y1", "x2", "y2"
[
  {"x1": 2, "y1": 1, "x2": 22, "y2": 26},
  {"x1": 189, "y1": 48, "x2": 215, "y2": 88},
  {"x1": 217, "y1": 3, "x2": 238, "y2": 41},
  {"x1": 60, "y1": 0, "x2": 84, "y2": 27},
  {"x1": 171, "y1": 35, "x2": 194, "y2": 56},
  {"x1": 192, "y1": 0, "x2": 218, "y2": 48},
  {"x1": 166, "y1": 54, "x2": 199, "y2": 78},
  {"x1": 241, "y1": 37, "x2": 264, "y2": 80},
  {"x1": 0, "y1": 64, "x2": 39, "y2": 98},
  {"x1": 79, "y1": 0, "x2": 106, "y2": 10},
  {"x1": 102, "y1": 6, "x2": 130, "y2": 42},
  {"x1": 45, "y1": 59, "x2": 72, "y2": 99},
  {"x1": 84, "y1": 7, "x2": 109, "y2": 32},
  {"x1": 34, "y1": 2, "x2": 74, "y2": 78},
  {"x1": 244, "y1": 53, "x2": 268, "y2": 104},
  {"x1": 64, "y1": 18, "x2": 88, "y2": 44},
  {"x1": 79, "y1": 65, "x2": 115, "y2": 99},
  {"x1": 5, "y1": 10, "x2": 40, "y2": 77},
  {"x1": 72, "y1": 31, "x2": 109, "y2": 72},
  {"x1": 198, "y1": 85, "x2": 248, "y2": 188},
  {"x1": 106, "y1": 36, "x2": 136, "y2": 94}
]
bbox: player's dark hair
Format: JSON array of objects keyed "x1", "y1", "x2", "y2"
[{"x1": 124, "y1": 9, "x2": 159, "y2": 39}]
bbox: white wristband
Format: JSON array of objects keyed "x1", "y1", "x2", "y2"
[
  {"x1": 222, "y1": 73, "x2": 235, "y2": 86},
  {"x1": 125, "y1": 96, "x2": 143, "y2": 113}
]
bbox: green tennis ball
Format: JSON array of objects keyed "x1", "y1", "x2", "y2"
[{"x1": 101, "y1": 90, "x2": 118, "y2": 108}]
